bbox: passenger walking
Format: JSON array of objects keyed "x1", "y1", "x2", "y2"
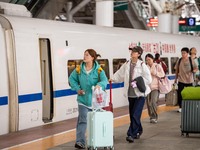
[
  {"x1": 69, "y1": 49, "x2": 108, "y2": 149},
  {"x1": 190, "y1": 47, "x2": 200, "y2": 85},
  {"x1": 145, "y1": 54, "x2": 165, "y2": 123},
  {"x1": 174, "y1": 47, "x2": 198, "y2": 113},
  {"x1": 154, "y1": 53, "x2": 168, "y2": 74},
  {"x1": 110, "y1": 45, "x2": 152, "y2": 143}
]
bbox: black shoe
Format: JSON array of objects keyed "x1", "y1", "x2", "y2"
[
  {"x1": 126, "y1": 136, "x2": 134, "y2": 143},
  {"x1": 75, "y1": 142, "x2": 85, "y2": 149}
]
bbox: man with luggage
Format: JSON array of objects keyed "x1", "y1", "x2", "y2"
[{"x1": 174, "y1": 47, "x2": 198, "y2": 113}]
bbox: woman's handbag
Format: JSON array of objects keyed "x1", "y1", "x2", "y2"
[{"x1": 158, "y1": 76, "x2": 172, "y2": 94}]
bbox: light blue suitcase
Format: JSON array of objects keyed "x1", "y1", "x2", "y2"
[{"x1": 87, "y1": 109, "x2": 114, "y2": 150}]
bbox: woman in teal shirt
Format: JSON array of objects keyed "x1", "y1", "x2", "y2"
[{"x1": 69, "y1": 49, "x2": 108, "y2": 149}]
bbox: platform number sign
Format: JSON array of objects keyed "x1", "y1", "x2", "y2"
[{"x1": 187, "y1": 18, "x2": 195, "y2": 26}]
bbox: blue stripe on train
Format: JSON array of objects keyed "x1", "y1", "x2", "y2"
[
  {"x1": 17, "y1": 82, "x2": 124, "y2": 103},
  {"x1": 0, "y1": 96, "x2": 8, "y2": 105},
  {"x1": 0, "y1": 75, "x2": 175, "y2": 105}
]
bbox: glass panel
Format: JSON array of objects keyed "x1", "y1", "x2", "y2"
[
  {"x1": 113, "y1": 58, "x2": 127, "y2": 74},
  {"x1": 97, "y1": 59, "x2": 110, "y2": 79},
  {"x1": 67, "y1": 60, "x2": 82, "y2": 77}
]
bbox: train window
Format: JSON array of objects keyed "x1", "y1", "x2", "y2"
[
  {"x1": 67, "y1": 60, "x2": 82, "y2": 77},
  {"x1": 160, "y1": 57, "x2": 169, "y2": 74},
  {"x1": 113, "y1": 58, "x2": 127, "y2": 74},
  {"x1": 97, "y1": 59, "x2": 110, "y2": 79},
  {"x1": 171, "y1": 57, "x2": 179, "y2": 74}
]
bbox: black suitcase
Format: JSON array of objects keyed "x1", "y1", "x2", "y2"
[{"x1": 181, "y1": 100, "x2": 200, "y2": 137}]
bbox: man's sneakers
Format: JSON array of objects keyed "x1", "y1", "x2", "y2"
[
  {"x1": 135, "y1": 132, "x2": 142, "y2": 139},
  {"x1": 75, "y1": 142, "x2": 85, "y2": 149},
  {"x1": 177, "y1": 108, "x2": 181, "y2": 113},
  {"x1": 126, "y1": 136, "x2": 134, "y2": 143},
  {"x1": 150, "y1": 119, "x2": 158, "y2": 124}
]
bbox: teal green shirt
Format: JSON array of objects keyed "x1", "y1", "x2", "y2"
[{"x1": 69, "y1": 61, "x2": 108, "y2": 107}]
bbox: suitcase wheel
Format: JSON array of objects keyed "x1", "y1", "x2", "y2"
[
  {"x1": 186, "y1": 133, "x2": 189, "y2": 137},
  {"x1": 103, "y1": 147, "x2": 114, "y2": 150}
]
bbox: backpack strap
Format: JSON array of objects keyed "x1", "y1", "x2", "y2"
[
  {"x1": 198, "y1": 57, "x2": 200, "y2": 70},
  {"x1": 189, "y1": 57, "x2": 193, "y2": 72},
  {"x1": 97, "y1": 67, "x2": 103, "y2": 82},
  {"x1": 98, "y1": 67, "x2": 103, "y2": 74},
  {"x1": 75, "y1": 65, "x2": 81, "y2": 74},
  {"x1": 76, "y1": 65, "x2": 103, "y2": 81}
]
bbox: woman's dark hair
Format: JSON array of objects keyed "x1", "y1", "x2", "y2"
[
  {"x1": 85, "y1": 49, "x2": 101, "y2": 62},
  {"x1": 155, "y1": 53, "x2": 160, "y2": 60},
  {"x1": 145, "y1": 53, "x2": 154, "y2": 60}
]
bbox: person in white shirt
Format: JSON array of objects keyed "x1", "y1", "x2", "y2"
[{"x1": 110, "y1": 45, "x2": 152, "y2": 143}]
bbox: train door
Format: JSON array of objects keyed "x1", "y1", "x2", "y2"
[
  {"x1": 39, "y1": 38, "x2": 54, "y2": 123},
  {"x1": 0, "y1": 16, "x2": 19, "y2": 134}
]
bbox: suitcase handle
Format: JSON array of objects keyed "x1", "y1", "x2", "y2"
[{"x1": 109, "y1": 81, "x2": 112, "y2": 103}]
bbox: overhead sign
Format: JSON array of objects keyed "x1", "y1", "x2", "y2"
[
  {"x1": 179, "y1": 18, "x2": 187, "y2": 26},
  {"x1": 187, "y1": 18, "x2": 195, "y2": 26},
  {"x1": 179, "y1": 25, "x2": 200, "y2": 32},
  {"x1": 114, "y1": 2, "x2": 128, "y2": 11},
  {"x1": 147, "y1": 18, "x2": 158, "y2": 27},
  {"x1": 179, "y1": 17, "x2": 196, "y2": 26}
]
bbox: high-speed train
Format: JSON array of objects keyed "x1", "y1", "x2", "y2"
[{"x1": 0, "y1": 13, "x2": 200, "y2": 135}]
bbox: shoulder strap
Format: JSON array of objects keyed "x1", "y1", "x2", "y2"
[
  {"x1": 126, "y1": 60, "x2": 129, "y2": 64},
  {"x1": 98, "y1": 67, "x2": 103, "y2": 74},
  {"x1": 198, "y1": 57, "x2": 200, "y2": 70},
  {"x1": 97, "y1": 67, "x2": 103, "y2": 82},
  {"x1": 75, "y1": 65, "x2": 81, "y2": 74},
  {"x1": 76, "y1": 66, "x2": 102, "y2": 75},
  {"x1": 177, "y1": 58, "x2": 182, "y2": 74},
  {"x1": 189, "y1": 57, "x2": 193, "y2": 72}
]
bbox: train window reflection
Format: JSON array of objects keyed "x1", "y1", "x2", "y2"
[
  {"x1": 97, "y1": 59, "x2": 109, "y2": 79},
  {"x1": 113, "y1": 58, "x2": 127, "y2": 74},
  {"x1": 171, "y1": 57, "x2": 179, "y2": 74},
  {"x1": 67, "y1": 60, "x2": 82, "y2": 77}
]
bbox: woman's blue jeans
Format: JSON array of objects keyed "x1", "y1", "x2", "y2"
[{"x1": 76, "y1": 104, "x2": 91, "y2": 145}]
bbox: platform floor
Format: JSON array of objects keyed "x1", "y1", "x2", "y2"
[
  {"x1": 1, "y1": 100, "x2": 200, "y2": 150},
  {"x1": 49, "y1": 108, "x2": 200, "y2": 150}
]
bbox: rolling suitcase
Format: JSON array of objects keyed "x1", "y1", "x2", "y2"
[
  {"x1": 165, "y1": 85, "x2": 178, "y2": 106},
  {"x1": 181, "y1": 87, "x2": 200, "y2": 137},
  {"x1": 87, "y1": 109, "x2": 114, "y2": 150},
  {"x1": 181, "y1": 100, "x2": 200, "y2": 137}
]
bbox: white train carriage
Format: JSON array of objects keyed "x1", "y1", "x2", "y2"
[{"x1": 0, "y1": 14, "x2": 199, "y2": 135}]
